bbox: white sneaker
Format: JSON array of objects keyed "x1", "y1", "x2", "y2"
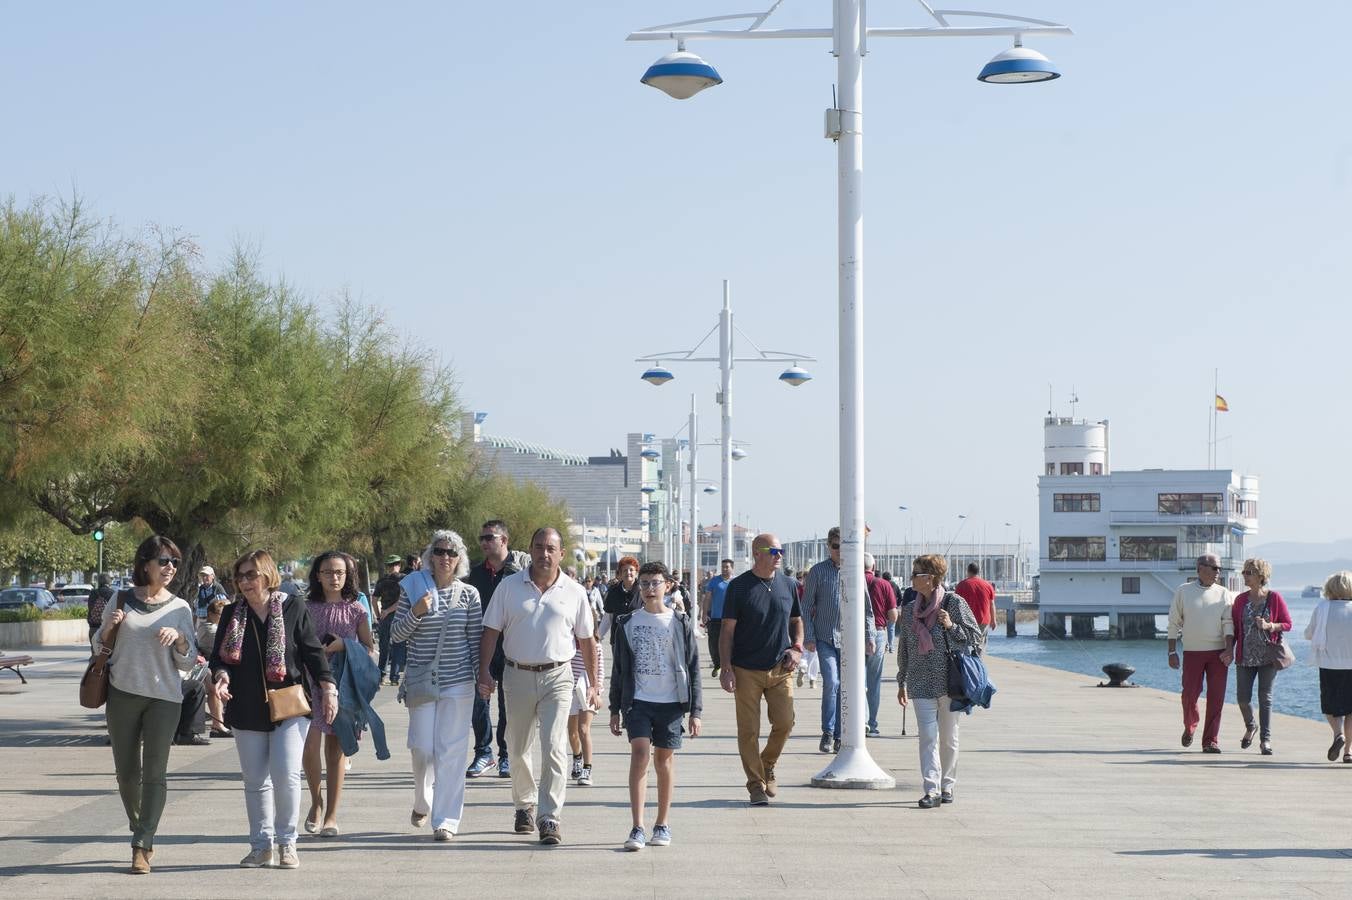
[
  {"x1": 577, "y1": 764, "x2": 592, "y2": 786},
  {"x1": 276, "y1": 845, "x2": 299, "y2": 869},
  {"x1": 239, "y1": 847, "x2": 274, "y2": 868},
  {"x1": 570, "y1": 756, "x2": 583, "y2": 780},
  {"x1": 434, "y1": 827, "x2": 454, "y2": 842}
]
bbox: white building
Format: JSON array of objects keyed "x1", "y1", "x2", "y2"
[{"x1": 1036, "y1": 416, "x2": 1259, "y2": 638}]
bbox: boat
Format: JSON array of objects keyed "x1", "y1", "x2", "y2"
[{"x1": 1302, "y1": 585, "x2": 1322, "y2": 598}]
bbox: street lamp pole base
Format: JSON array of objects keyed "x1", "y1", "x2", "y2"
[{"x1": 810, "y1": 747, "x2": 895, "y2": 790}]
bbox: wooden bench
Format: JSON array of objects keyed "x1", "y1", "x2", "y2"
[{"x1": 0, "y1": 654, "x2": 34, "y2": 684}]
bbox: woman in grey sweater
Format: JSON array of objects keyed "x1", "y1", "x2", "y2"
[
  {"x1": 896, "y1": 553, "x2": 982, "y2": 809},
  {"x1": 93, "y1": 535, "x2": 195, "y2": 875}
]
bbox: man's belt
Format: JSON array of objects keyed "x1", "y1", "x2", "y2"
[{"x1": 505, "y1": 659, "x2": 568, "y2": 673}]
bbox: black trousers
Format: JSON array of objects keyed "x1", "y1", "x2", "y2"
[
  {"x1": 177, "y1": 678, "x2": 207, "y2": 738},
  {"x1": 706, "y1": 619, "x2": 722, "y2": 670}
]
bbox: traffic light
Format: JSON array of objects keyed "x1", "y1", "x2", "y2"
[{"x1": 93, "y1": 529, "x2": 104, "y2": 542}]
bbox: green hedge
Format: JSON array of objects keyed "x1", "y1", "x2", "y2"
[{"x1": 0, "y1": 605, "x2": 88, "y2": 624}]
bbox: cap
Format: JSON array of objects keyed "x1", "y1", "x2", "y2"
[
  {"x1": 384, "y1": 555, "x2": 402, "y2": 566},
  {"x1": 199, "y1": 565, "x2": 215, "y2": 576}
]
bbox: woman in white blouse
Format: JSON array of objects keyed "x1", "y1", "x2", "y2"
[{"x1": 1304, "y1": 571, "x2": 1352, "y2": 763}]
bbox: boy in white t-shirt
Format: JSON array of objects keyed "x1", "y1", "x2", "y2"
[{"x1": 608, "y1": 562, "x2": 702, "y2": 852}]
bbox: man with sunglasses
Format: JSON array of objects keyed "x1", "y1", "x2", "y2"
[
  {"x1": 1167, "y1": 553, "x2": 1235, "y2": 753},
  {"x1": 719, "y1": 534, "x2": 802, "y2": 806},
  {"x1": 464, "y1": 520, "x2": 520, "y2": 779}
]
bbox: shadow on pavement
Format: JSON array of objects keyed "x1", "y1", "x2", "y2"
[{"x1": 1118, "y1": 847, "x2": 1352, "y2": 860}]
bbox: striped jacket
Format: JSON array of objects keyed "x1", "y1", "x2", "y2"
[{"x1": 390, "y1": 574, "x2": 483, "y2": 690}]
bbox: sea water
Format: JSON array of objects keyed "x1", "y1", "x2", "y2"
[{"x1": 983, "y1": 589, "x2": 1326, "y2": 722}]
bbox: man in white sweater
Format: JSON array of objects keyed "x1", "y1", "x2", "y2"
[{"x1": 1167, "y1": 553, "x2": 1234, "y2": 753}]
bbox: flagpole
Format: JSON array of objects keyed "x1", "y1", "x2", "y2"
[{"x1": 1211, "y1": 369, "x2": 1218, "y2": 469}]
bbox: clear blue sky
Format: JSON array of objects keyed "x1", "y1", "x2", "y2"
[{"x1": 6, "y1": 1, "x2": 1349, "y2": 553}]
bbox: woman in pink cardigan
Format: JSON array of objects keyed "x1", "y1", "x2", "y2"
[{"x1": 1231, "y1": 558, "x2": 1292, "y2": 755}]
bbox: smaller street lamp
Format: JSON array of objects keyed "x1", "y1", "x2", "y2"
[
  {"x1": 977, "y1": 39, "x2": 1061, "y2": 83},
  {"x1": 641, "y1": 47, "x2": 723, "y2": 99},
  {"x1": 641, "y1": 366, "x2": 675, "y2": 386}
]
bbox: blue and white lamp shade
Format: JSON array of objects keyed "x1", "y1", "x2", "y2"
[
  {"x1": 640, "y1": 448, "x2": 661, "y2": 461},
  {"x1": 778, "y1": 366, "x2": 813, "y2": 387},
  {"x1": 977, "y1": 47, "x2": 1060, "y2": 84},
  {"x1": 641, "y1": 51, "x2": 723, "y2": 100},
  {"x1": 641, "y1": 485, "x2": 657, "y2": 494},
  {"x1": 640, "y1": 366, "x2": 675, "y2": 385}
]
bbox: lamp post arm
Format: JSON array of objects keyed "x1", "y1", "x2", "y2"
[{"x1": 628, "y1": 24, "x2": 1068, "y2": 41}]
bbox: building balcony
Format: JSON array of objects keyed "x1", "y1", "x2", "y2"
[{"x1": 1107, "y1": 510, "x2": 1235, "y2": 526}]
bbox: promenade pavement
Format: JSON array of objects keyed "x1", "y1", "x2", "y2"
[{"x1": 1, "y1": 644, "x2": 1349, "y2": 898}]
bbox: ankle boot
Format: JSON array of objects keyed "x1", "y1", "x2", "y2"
[{"x1": 130, "y1": 846, "x2": 151, "y2": 874}]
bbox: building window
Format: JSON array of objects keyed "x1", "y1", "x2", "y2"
[
  {"x1": 1235, "y1": 498, "x2": 1258, "y2": 518},
  {"x1": 1157, "y1": 492, "x2": 1223, "y2": 515},
  {"x1": 1060, "y1": 462, "x2": 1084, "y2": 476},
  {"x1": 1048, "y1": 536, "x2": 1106, "y2": 561},
  {"x1": 1122, "y1": 576, "x2": 1141, "y2": 594},
  {"x1": 1120, "y1": 536, "x2": 1178, "y2": 561},
  {"x1": 1185, "y1": 525, "x2": 1225, "y2": 542},
  {"x1": 1046, "y1": 463, "x2": 1055, "y2": 476},
  {"x1": 1053, "y1": 493, "x2": 1101, "y2": 513},
  {"x1": 1090, "y1": 462, "x2": 1104, "y2": 475}
]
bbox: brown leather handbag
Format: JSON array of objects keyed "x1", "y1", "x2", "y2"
[
  {"x1": 79, "y1": 591, "x2": 126, "y2": 709},
  {"x1": 253, "y1": 620, "x2": 311, "y2": 722}
]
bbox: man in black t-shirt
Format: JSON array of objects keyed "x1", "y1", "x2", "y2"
[{"x1": 719, "y1": 533, "x2": 802, "y2": 806}]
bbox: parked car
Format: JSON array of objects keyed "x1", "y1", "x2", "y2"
[
  {"x1": 0, "y1": 587, "x2": 58, "y2": 612},
  {"x1": 54, "y1": 584, "x2": 94, "y2": 608}
]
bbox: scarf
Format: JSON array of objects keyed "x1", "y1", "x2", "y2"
[
  {"x1": 912, "y1": 587, "x2": 944, "y2": 655},
  {"x1": 220, "y1": 591, "x2": 287, "y2": 682}
]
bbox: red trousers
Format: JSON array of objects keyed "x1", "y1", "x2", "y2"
[{"x1": 1182, "y1": 649, "x2": 1228, "y2": 746}]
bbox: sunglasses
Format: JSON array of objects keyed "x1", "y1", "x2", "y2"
[
  {"x1": 1200, "y1": 564, "x2": 1220, "y2": 571},
  {"x1": 431, "y1": 547, "x2": 459, "y2": 558},
  {"x1": 638, "y1": 579, "x2": 667, "y2": 590},
  {"x1": 155, "y1": 557, "x2": 181, "y2": 568},
  {"x1": 478, "y1": 534, "x2": 500, "y2": 542},
  {"x1": 758, "y1": 547, "x2": 784, "y2": 556},
  {"x1": 236, "y1": 570, "x2": 261, "y2": 582},
  {"x1": 829, "y1": 543, "x2": 841, "y2": 551}
]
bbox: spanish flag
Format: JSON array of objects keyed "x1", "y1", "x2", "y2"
[{"x1": 1215, "y1": 395, "x2": 1229, "y2": 412}]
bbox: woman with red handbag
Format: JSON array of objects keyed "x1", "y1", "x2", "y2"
[
  {"x1": 92, "y1": 535, "x2": 195, "y2": 875},
  {"x1": 210, "y1": 549, "x2": 336, "y2": 870}
]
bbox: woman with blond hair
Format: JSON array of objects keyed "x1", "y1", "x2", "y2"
[
  {"x1": 895, "y1": 553, "x2": 982, "y2": 808},
  {"x1": 1230, "y1": 558, "x2": 1291, "y2": 755},
  {"x1": 391, "y1": 529, "x2": 483, "y2": 841},
  {"x1": 1305, "y1": 571, "x2": 1352, "y2": 763},
  {"x1": 210, "y1": 550, "x2": 336, "y2": 869}
]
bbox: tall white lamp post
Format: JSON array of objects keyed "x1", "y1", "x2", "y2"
[
  {"x1": 628, "y1": 0, "x2": 1070, "y2": 789},
  {"x1": 638, "y1": 279, "x2": 814, "y2": 565}
]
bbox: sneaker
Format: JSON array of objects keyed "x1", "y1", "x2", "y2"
[
  {"x1": 866, "y1": 726, "x2": 881, "y2": 737},
  {"x1": 570, "y1": 755, "x2": 583, "y2": 780},
  {"x1": 940, "y1": 791, "x2": 954, "y2": 804},
  {"x1": 433, "y1": 827, "x2": 454, "y2": 842},
  {"x1": 498, "y1": 756, "x2": 511, "y2": 778},
  {"x1": 411, "y1": 809, "x2": 429, "y2": 828},
  {"x1": 649, "y1": 824, "x2": 672, "y2": 847},
  {"x1": 819, "y1": 732, "x2": 833, "y2": 754},
  {"x1": 809, "y1": 678, "x2": 816, "y2": 688},
  {"x1": 764, "y1": 766, "x2": 777, "y2": 798},
  {"x1": 918, "y1": 794, "x2": 939, "y2": 809},
  {"x1": 276, "y1": 845, "x2": 299, "y2": 869},
  {"x1": 711, "y1": 665, "x2": 720, "y2": 678},
  {"x1": 577, "y1": 764, "x2": 592, "y2": 786},
  {"x1": 1202, "y1": 744, "x2": 1221, "y2": 754},
  {"x1": 833, "y1": 737, "x2": 841, "y2": 754},
  {"x1": 748, "y1": 785, "x2": 770, "y2": 806},
  {"x1": 239, "y1": 847, "x2": 275, "y2": 868},
  {"x1": 1181, "y1": 728, "x2": 1194, "y2": 748},
  {"x1": 466, "y1": 755, "x2": 494, "y2": 778},
  {"x1": 796, "y1": 670, "x2": 804, "y2": 687},
  {"x1": 538, "y1": 818, "x2": 562, "y2": 845},
  {"x1": 514, "y1": 806, "x2": 536, "y2": 834},
  {"x1": 623, "y1": 827, "x2": 647, "y2": 851}
]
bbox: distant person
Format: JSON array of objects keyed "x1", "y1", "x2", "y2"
[
  {"x1": 477, "y1": 527, "x2": 599, "y2": 846},
  {"x1": 880, "y1": 571, "x2": 897, "y2": 651},
  {"x1": 609, "y1": 562, "x2": 702, "y2": 851},
  {"x1": 955, "y1": 562, "x2": 996, "y2": 631},
  {"x1": 1167, "y1": 553, "x2": 1235, "y2": 753},
  {"x1": 87, "y1": 574, "x2": 115, "y2": 640},
  {"x1": 1305, "y1": 571, "x2": 1352, "y2": 764},
  {"x1": 702, "y1": 559, "x2": 735, "y2": 677},
  {"x1": 802, "y1": 527, "x2": 846, "y2": 753},
  {"x1": 601, "y1": 557, "x2": 641, "y2": 645},
  {"x1": 194, "y1": 565, "x2": 228, "y2": 621},
  {"x1": 719, "y1": 534, "x2": 802, "y2": 806},
  {"x1": 863, "y1": 554, "x2": 895, "y2": 736},
  {"x1": 1230, "y1": 558, "x2": 1291, "y2": 755},
  {"x1": 374, "y1": 555, "x2": 404, "y2": 685},
  {"x1": 464, "y1": 519, "x2": 522, "y2": 779},
  {"x1": 895, "y1": 553, "x2": 983, "y2": 808},
  {"x1": 210, "y1": 549, "x2": 336, "y2": 870},
  {"x1": 567, "y1": 602, "x2": 604, "y2": 787},
  {"x1": 93, "y1": 536, "x2": 195, "y2": 875},
  {"x1": 278, "y1": 569, "x2": 306, "y2": 600},
  {"x1": 405, "y1": 553, "x2": 422, "y2": 572},
  {"x1": 198, "y1": 599, "x2": 231, "y2": 737}
]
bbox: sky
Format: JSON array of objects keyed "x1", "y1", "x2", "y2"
[{"x1": 5, "y1": 1, "x2": 1350, "y2": 553}]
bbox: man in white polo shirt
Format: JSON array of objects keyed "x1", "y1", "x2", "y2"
[
  {"x1": 478, "y1": 527, "x2": 599, "y2": 846},
  {"x1": 1167, "y1": 553, "x2": 1235, "y2": 753}
]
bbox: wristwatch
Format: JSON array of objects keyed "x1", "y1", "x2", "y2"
[{"x1": 791, "y1": 643, "x2": 804, "y2": 652}]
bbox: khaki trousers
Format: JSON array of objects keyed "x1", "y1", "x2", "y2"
[
  {"x1": 732, "y1": 665, "x2": 796, "y2": 791},
  {"x1": 502, "y1": 663, "x2": 573, "y2": 821}
]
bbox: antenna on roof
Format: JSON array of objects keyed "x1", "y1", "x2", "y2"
[{"x1": 1069, "y1": 387, "x2": 1079, "y2": 419}]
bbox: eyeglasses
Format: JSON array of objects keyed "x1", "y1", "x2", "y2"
[
  {"x1": 829, "y1": 543, "x2": 841, "y2": 551},
  {"x1": 638, "y1": 579, "x2": 666, "y2": 590},
  {"x1": 911, "y1": 572, "x2": 931, "y2": 579},
  {"x1": 431, "y1": 547, "x2": 459, "y2": 558},
  {"x1": 156, "y1": 557, "x2": 181, "y2": 568},
  {"x1": 319, "y1": 569, "x2": 346, "y2": 577},
  {"x1": 236, "y1": 570, "x2": 261, "y2": 582}
]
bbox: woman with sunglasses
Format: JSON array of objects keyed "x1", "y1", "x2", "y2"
[
  {"x1": 92, "y1": 535, "x2": 196, "y2": 875},
  {"x1": 210, "y1": 549, "x2": 336, "y2": 870},
  {"x1": 302, "y1": 551, "x2": 375, "y2": 837},
  {"x1": 390, "y1": 529, "x2": 483, "y2": 841},
  {"x1": 895, "y1": 553, "x2": 983, "y2": 809}
]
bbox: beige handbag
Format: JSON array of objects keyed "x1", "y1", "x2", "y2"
[{"x1": 253, "y1": 620, "x2": 311, "y2": 722}]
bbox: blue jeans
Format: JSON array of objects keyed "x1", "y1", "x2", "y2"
[
  {"x1": 234, "y1": 717, "x2": 310, "y2": 851},
  {"x1": 865, "y1": 641, "x2": 885, "y2": 730},
  {"x1": 886, "y1": 621, "x2": 896, "y2": 650},
  {"x1": 389, "y1": 640, "x2": 407, "y2": 684},
  {"x1": 471, "y1": 696, "x2": 493, "y2": 759},
  {"x1": 817, "y1": 641, "x2": 841, "y2": 738}
]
